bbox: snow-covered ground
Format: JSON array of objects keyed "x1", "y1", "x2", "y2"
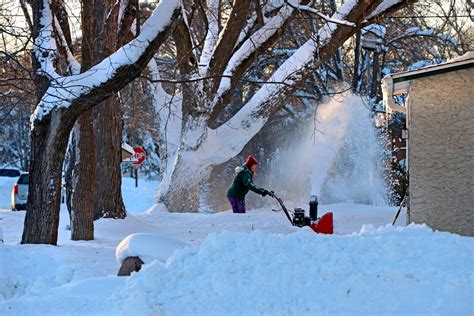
[
  {"x1": 121, "y1": 177, "x2": 159, "y2": 215},
  {"x1": 0, "y1": 178, "x2": 472, "y2": 315}
]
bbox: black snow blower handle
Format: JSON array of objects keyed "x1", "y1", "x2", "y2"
[{"x1": 269, "y1": 192, "x2": 293, "y2": 225}]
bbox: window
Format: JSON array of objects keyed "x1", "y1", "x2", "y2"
[
  {"x1": 18, "y1": 174, "x2": 29, "y2": 185},
  {"x1": 0, "y1": 169, "x2": 21, "y2": 177}
]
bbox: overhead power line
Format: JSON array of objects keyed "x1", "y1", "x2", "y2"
[{"x1": 2, "y1": 14, "x2": 472, "y2": 19}]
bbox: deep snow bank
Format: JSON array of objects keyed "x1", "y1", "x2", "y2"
[{"x1": 118, "y1": 224, "x2": 473, "y2": 315}]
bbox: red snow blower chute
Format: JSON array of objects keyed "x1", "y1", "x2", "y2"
[{"x1": 271, "y1": 193, "x2": 333, "y2": 234}]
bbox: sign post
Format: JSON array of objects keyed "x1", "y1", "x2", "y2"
[
  {"x1": 134, "y1": 165, "x2": 139, "y2": 188},
  {"x1": 131, "y1": 147, "x2": 146, "y2": 188}
]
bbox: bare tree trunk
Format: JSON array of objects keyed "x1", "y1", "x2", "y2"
[
  {"x1": 22, "y1": 113, "x2": 73, "y2": 244},
  {"x1": 62, "y1": 0, "x2": 127, "y2": 221},
  {"x1": 91, "y1": 0, "x2": 126, "y2": 220},
  {"x1": 70, "y1": 110, "x2": 96, "y2": 240},
  {"x1": 158, "y1": 156, "x2": 211, "y2": 212},
  {"x1": 22, "y1": 0, "x2": 65, "y2": 244},
  {"x1": 63, "y1": 0, "x2": 96, "y2": 240},
  {"x1": 370, "y1": 50, "x2": 380, "y2": 99},
  {"x1": 93, "y1": 95, "x2": 126, "y2": 219},
  {"x1": 65, "y1": 138, "x2": 74, "y2": 215}
]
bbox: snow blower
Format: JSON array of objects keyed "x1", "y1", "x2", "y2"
[{"x1": 271, "y1": 193, "x2": 333, "y2": 234}]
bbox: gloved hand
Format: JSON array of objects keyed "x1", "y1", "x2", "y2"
[{"x1": 261, "y1": 189, "x2": 272, "y2": 197}]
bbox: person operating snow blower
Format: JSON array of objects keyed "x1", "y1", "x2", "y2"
[{"x1": 226, "y1": 155, "x2": 271, "y2": 213}]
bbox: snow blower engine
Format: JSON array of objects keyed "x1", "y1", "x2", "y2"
[{"x1": 271, "y1": 193, "x2": 333, "y2": 234}]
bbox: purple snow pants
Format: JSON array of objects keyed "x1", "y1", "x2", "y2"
[{"x1": 228, "y1": 196, "x2": 246, "y2": 213}]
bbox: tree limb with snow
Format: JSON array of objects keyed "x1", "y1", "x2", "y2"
[
  {"x1": 21, "y1": 0, "x2": 415, "y2": 245},
  {"x1": 22, "y1": 0, "x2": 182, "y2": 245},
  {"x1": 142, "y1": 0, "x2": 416, "y2": 212}
]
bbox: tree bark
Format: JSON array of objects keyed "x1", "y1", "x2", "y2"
[
  {"x1": 22, "y1": 112, "x2": 73, "y2": 244},
  {"x1": 117, "y1": 256, "x2": 144, "y2": 276},
  {"x1": 370, "y1": 50, "x2": 380, "y2": 99},
  {"x1": 93, "y1": 95, "x2": 126, "y2": 219},
  {"x1": 65, "y1": 0, "x2": 96, "y2": 240},
  {"x1": 92, "y1": 0, "x2": 126, "y2": 220},
  {"x1": 70, "y1": 110, "x2": 96, "y2": 240},
  {"x1": 158, "y1": 155, "x2": 211, "y2": 212}
]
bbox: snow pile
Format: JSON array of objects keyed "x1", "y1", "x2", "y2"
[
  {"x1": 115, "y1": 233, "x2": 188, "y2": 264},
  {"x1": 118, "y1": 225, "x2": 473, "y2": 315},
  {"x1": 0, "y1": 245, "x2": 75, "y2": 300}
]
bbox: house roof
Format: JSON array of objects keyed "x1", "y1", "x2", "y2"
[
  {"x1": 381, "y1": 51, "x2": 474, "y2": 113},
  {"x1": 389, "y1": 51, "x2": 474, "y2": 84}
]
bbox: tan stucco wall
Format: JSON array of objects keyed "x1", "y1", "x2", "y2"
[{"x1": 407, "y1": 67, "x2": 474, "y2": 236}]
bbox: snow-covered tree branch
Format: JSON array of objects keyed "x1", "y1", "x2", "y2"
[
  {"x1": 146, "y1": 0, "x2": 415, "y2": 212},
  {"x1": 32, "y1": 0, "x2": 181, "y2": 124},
  {"x1": 22, "y1": 0, "x2": 181, "y2": 245},
  {"x1": 18, "y1": 0, "x2": 416, "y2": 245}
]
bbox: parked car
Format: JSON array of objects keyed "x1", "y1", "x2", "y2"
[
  {"x1": 0, "y1": 168, "x2": 22, "y2": 209},
  {"x1": 11, "y1": 173, "x2": 29, "y2": 211}
]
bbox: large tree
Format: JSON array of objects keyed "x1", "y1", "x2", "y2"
[
  {"x1": 65, "y1": 0, "x2": 132, "y2": 242},
  {"x1": 148, "y1": 0, "x2": 414, "y2": 212},
  {"x1": 22, "y1": 0, "x2": 181, "y2": 244}
]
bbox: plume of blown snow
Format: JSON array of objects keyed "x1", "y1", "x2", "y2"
[{"x1": 263, "y1": 90, "x2": 386, "y2": 206}]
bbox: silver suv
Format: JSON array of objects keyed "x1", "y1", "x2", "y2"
[{"x1": 11, "y1": 173, "x2": 29, "y2": 211}]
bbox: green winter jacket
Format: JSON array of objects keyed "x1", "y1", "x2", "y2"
[{"x1": 226, "y1": 165, "x2": 266, "y2": 201}]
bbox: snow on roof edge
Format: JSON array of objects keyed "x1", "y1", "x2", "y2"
[
  {"x1": 385, "y1": 50, "x2": 474, "y2": 81},
  {"x1": 447, "y1": 50, "x2": 474, "y2": 63}
]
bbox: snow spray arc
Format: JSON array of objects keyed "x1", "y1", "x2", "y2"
[{"x1": 264, "y1": 91, "x2": 386, "y2": 205}]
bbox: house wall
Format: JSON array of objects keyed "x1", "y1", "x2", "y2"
[{"x1": 407, "y1": 67, "x2": 474, "y2": 236}]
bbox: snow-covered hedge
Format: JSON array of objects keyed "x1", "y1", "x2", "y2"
[{"x1": 115, "y1": 233, "x2": 188, "y2": 265}]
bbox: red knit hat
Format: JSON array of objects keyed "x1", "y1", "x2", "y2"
[{"x1": 245, "y1": 155, "x2": 258, "y2": 168}]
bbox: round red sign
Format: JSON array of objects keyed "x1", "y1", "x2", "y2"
[{"x1": 132, "y1": 147, "x2": 146, "y2": 166}]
